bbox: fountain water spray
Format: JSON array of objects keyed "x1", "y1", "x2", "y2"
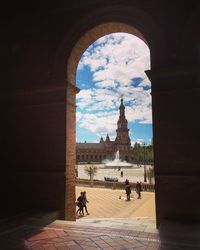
[{"x1": 104, "y1": 150, "x2": 133, "y2": 168}]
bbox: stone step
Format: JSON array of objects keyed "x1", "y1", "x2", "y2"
[{"x1": 53, "y1": 216, "x2": 157, "y2": 233}]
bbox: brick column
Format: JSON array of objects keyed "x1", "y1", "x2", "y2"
[{"x1": 65, "y1": 83, "x2": 79, "y2": 220}]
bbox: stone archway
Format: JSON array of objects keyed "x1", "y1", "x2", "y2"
[
  {"x1": 66, "y1": 22, "x2": 148, "y2": 85},
  {"x1": 65, "y1": 21, "x2": 154, "y2": 221},
  {"x1": 1, "y1": 1, "x2": 200, "y2": 233}
]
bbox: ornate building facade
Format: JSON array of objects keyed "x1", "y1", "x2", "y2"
[{"x1": 76, "y1": 98, "x2": 134, "y2": 163}]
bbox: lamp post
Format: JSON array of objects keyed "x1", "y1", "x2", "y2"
[{"x1": 143, "y1": 142, "x2": 147, "y2": 182}]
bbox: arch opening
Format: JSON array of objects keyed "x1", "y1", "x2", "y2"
[
  {"x1": 67, "y1": 22, "x2": 149, "y2": 86},
  {"x1": 66, "y1": 24, "x2": 155, "y2": 222}
]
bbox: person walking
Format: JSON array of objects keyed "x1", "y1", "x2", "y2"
[
  {"x1": 125, "y1": 179, "x2": 131, "y2": 201},
  {"x1": 82, "y1": 191, "x2": 89, "y2": 215},
  {"x1": 76, "y1": 192, "x2": 84, "y2": 216},
  {"x1": 136, "y1": 181, "x2": 142, "y2": 199}
]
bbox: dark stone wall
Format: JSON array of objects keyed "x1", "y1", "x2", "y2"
[
  {"x1": 0, "y1": 0, "x2": 200, "y2": 224},
  {"x1": 1, "y1": 1, "x2": 198, "y2": 90},
  {"x1": 0, "y1": 87, "x2": 67, "y2": 217},
  {"x1": 151, "y1": 68, "x2": 200, "y2": 225}
]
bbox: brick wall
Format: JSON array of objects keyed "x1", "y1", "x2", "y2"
[{"x1": 0, "y1": 86, "x2": 67, "y2": 218}]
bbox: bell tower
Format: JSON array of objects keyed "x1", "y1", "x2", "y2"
[{"x1": 115, "y1": 98, "x2": 131, "y2": 153}]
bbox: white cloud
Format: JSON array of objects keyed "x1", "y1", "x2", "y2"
[
  {"x1": 95, "y1": 80, "x2": 116, "y2": 88},
  {"x1": 131, "y1": 138, "x2": 149, "y2": 147},
  {"x1": 76, "y1": 89, "x2": 93, "y2": 100},
  {"x1": 77, "y1": 112, "x2": 118, "y2": 139},
  {"x1": 79, "y1": 33, "x2": 150, "y2": 87},
  {"x1": 76, "y1": 32, "x2": 152, "y2": 138}
]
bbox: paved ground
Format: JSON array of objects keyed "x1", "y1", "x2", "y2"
[
  {"x1": 2, "y1": 216, "x2": 200, "y2": 249},
  {"x1": 76, "y1": 186, "x2": 155, "y2": 219},
  {"x1": 77, "y1": 164, "x2": 154, "y2": 183},
  {"x1": 0, "y1": 187, "x2": 159, "y2": 249},
  {"x1": 0, "y1": 218, "x2": 160, "y2": 250},
  {"x1": 1, "y1": 187, "x2": 199, "y2": 249}
]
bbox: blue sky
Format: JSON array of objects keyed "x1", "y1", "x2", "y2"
[{"x1": 76, "y1": 33, "x2": 152, "y2": 145}]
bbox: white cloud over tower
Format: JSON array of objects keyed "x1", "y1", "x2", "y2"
[{"x1": 76, "y1": 33, "x2": 151, "y2": 140}]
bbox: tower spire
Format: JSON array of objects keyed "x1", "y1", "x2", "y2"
[
  {"x1": 115, "y1": 97, "x2": 131, "y2": 150},
  {"x1": 119, "y1": 96, "x2": 125, "y2": 118},
  {"x1": 106, "y1": 134, "x2": 110, "y2": 142}
]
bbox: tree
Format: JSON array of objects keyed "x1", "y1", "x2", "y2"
[
  {"x1": 84, "y1": 165, "x2": 98, "y2": 184},
  {"x1": 133, "y1": 142, "x2": 154, "y2": 165},
  {"x1": 146, "y1": 166, "x2": 154, "y2": 184},
  {"x1": 145, "y1": 145, "x2": 154, "y2": 164},
  {"x1": 133, "y1": 143, "x2": 144, "y2": 165}
]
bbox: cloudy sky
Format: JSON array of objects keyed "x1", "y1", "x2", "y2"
[{"x1": 76, "y1": 33, "x2": 152, "y2": 145}]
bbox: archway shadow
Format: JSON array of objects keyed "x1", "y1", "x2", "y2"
[
  {"x1": 0, "y1": 210, "x2": 60, "y2": 249},
  {"x1": 159, "y1": 220, "x2": 200, "y2": 249}
]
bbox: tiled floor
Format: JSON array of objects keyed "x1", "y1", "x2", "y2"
[
  {"x1": 2, "y1": 217, "x2": 200, "y2": 249},
  {"x1": 0, "y1": 219, "x2": 160, "y2": 250},
  {"x1": 1, "y1": 187, "x2": 200, "y2": 249},
  {"x1": 0, "y1": 186, "x2": 159, "y2": 250}
]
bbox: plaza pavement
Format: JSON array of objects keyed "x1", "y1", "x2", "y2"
[
  {"x1": 0, "y1": 186, "x2": 160, "y2": 249},
  {"x1": 76, "y1": 186, "x2": 156, "y2": 219},
  {"x1": 0, "y1": 187, "x2": 199, "y2": 249},
  {"x1": 77, "y1": 164, "x2": 152, "y2": 183}
]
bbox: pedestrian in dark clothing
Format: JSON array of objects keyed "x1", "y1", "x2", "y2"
[
  {"x1": 125, "y1": 179, "x2": 131, "y2": 201},
  {"x1": 82, "y1": 191, "x2": 89, "y2": 215},
  {"x1": 121, "y1": 171, "x2": 123, "y2": 177},
  {"x1": 136, "y1": 181, "x2": 142, "y2": 199},
  {"x1": 76, "y1": 192, "x2": 84, "y2": 216}
]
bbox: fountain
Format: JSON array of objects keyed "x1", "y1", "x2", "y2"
[{"x1": 104, "y1": 150, "x2": 133, "y2": 168}]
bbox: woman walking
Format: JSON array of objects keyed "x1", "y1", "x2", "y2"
[
  {"x1": 76, "y1": 192, "x2": 84, "y2": 216},
  {"x1": 82, "y1": 191, "x2": 89, "y2": 215},
  {"x1": 125, "y1": 179, "x2": 131, "y2": 201}
]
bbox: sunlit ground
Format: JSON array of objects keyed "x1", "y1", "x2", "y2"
[
  {"x1": 77, "y1": 164, "x2": 154, "y2": 183},
  {"x1": 76, "y1": 186, "x2": 155, "y2": 219}
]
